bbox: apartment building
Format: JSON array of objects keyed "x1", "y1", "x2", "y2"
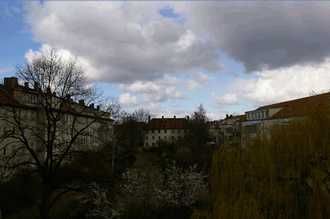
[
  {"x1": 0, "y1": 77, "x2": 113, "y2": 160},
  {"x1": 241, "y1": 92, "x2": 330, "y2": 145},
  {"x1": 144, "y1": 116, "x2": 188, "y2": 148}
]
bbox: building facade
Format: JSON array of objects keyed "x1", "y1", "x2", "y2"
[
  {"x1": 219, "y1": 115, "x2": 245, "y2": 146},
  {"x1": 0, "y1": 77, "x2": 113, "y2": 163},
  {"x1": 144, "y1": 116, "x2": 188, "y2": 148},
  {"x1": 241, "y1": 92, "x2": 330, "y2": 145}
]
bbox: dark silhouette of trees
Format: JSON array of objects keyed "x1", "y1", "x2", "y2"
[
  {"x1": 184, "y1": 104, "x2": 212, "y2": 171},
  {"x1": 112, "y1": 109, "x2": 150, "y2": 174}
]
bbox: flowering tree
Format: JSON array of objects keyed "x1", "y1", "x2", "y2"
[
  {"x1": 80, "y1": 183, "x2": 119, "y2": 219},
  {"x1": 118, "y1": 163, "x2": 207, "y2": 217}
]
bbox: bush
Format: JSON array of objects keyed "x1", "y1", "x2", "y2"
[
  {"x1": 116, "y1": 163, "x2": 208, "y2": 219},
  {"x1": 210, "y1": 108, "x2": 330, "y2": 219}
]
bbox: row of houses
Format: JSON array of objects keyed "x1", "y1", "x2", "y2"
[
  {"x1": 120, "y1": 91, "x2": 330, "y2": 149},
  {"x1": 1, "y1": 76, "x2": 329, "y2": 156}
]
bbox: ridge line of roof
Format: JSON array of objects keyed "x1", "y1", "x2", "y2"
[{"x1": 257, "y1": 91, "x2": 330, "y2": 110}]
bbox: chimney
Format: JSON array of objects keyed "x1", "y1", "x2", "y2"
[
  {"x1": 4, "y1": 77, "x2": 18, "y2": 90},
  {"x1": 97, "y1": 105, "x2": 100, "y2": 111},
  {"x1": 24, "y1": 82, "x2": 29, "y2": 88},
  {"x1": 79, "y1": 99, "x2": 85, "y2": 106},
  {"x1": 148, "y1": 115, "x2": 151, "y2": 123},
  {"x1": 89, "y1": 103, "x2": 94, "y2": 109}
]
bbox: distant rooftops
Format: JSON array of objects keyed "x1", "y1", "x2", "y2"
[
  {"x1": 247, "y1": 92, "x2": 330, "y2": 120},
  {"x1": 146, "y1": 116, "x2": 188, "y2": 130}
]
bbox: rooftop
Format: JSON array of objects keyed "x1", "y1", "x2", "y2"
[
  {"x1": 253, "y1": 92, "x2": 330, "y2": 119},
  {"x1": 147, "y1": 117, "x2": 188, "y2": 130}
]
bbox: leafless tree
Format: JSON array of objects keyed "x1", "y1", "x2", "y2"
[
  {"x1": 0, "y1": 49, "x2": 112, "y2": 219},
  {"x1": 131, "y1": 108, "x2": 151, "y2": 123}
]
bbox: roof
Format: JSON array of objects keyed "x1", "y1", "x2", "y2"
[
  {"x1": 0, "y1": 79, "x2": 113, "y2": 121},
  {"x1": 256, "y1": 92, "x2": 330, "y2": 119},
  {"x1": 147, "y1": 118, "x2": 188, "y2": 130}
]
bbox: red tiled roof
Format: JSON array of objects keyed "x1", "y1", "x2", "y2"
[
  {"x1": 147, "y1": 118, "x2": 188, "y2": 130},
  {"x1": 258, "y1": 92, "x2": 330, "y2": 119}
]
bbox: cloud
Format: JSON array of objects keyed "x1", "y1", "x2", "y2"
[
  {"x1": 120, "y1": 75, "x2": 183, "y2": 106},
  {"x1": 118, "y1": 93, "x2": 137, "y2": 107},
  {"x1": 217, "y1": 93, "x2": 238, "y2": 105},
  {"x1": 25, "y1": 1, "x2": 220, "y2": 84},
  {"x1": 24, "y1": 1, "x2": 330, "y2": 116},
  {"x1": 25, "y1": 44, "x2": 99, "y2": 79},
  {"x1": 187, "y1": 72, "x2": 209, "y2": 90},
  {"x1": 218, "y1": 59, "x2": 330, "y2": 108},
  {"x1": 175, "y1": 2, "x2": 330, "y2": 72}
]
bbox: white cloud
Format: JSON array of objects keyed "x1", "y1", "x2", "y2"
[
  {"x1": 219, "y1": 59, "x2": 330, "y2": 108},
  {"x1": 24, "y1": 1, "x2": 330, "y2": 117},
  {"x1": 217, "y1": 93, "x2": 238, "y2": 105},
  {"x1": 176, "y1": 30, "x2": 196, "y2": 52},
  {"x1": 118, "y1": 93, "x2": 137, "y2": 107},
  {"x1": 25, "y1": 45, "x2": 99, "y2": 80},
  {"x1": 25, "y1": 1, "x2": 219, "y2": 83},
  {"x1": 120, "y1": 75, "x2": 183, "y2": 108}
]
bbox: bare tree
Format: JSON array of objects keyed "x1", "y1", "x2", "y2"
[
  {"x1": 131, "y1": 108, "x2": 151, "y2": 123},
  {"x1": 0, "y1": 49, "x2": 112, "y2": 219}
]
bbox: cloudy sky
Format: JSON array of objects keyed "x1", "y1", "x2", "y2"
[{"x1": 2, "y1": 0, "x2": 330, "y2": 119}]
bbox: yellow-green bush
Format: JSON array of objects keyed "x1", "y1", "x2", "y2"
[{"x1": 210, "y1": 107, "x2": 330, "y2": 219}]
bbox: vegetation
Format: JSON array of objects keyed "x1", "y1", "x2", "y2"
[
  {"x1": 210, "y1": 107, "x2": 330, "y2": 219},
  {"x1": 116, "y1": 163, "x2": 208, "y2": 219}
]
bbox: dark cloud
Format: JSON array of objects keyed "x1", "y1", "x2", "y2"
[{"x1": 177, "y1": 2, "x2": 330, "y2": 71}]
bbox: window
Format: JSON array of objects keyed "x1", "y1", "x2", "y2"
[{"x1": 245, "y1": 125, "x2": 257, "y2": 134}]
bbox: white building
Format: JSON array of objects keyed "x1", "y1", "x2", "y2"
[
  {"x1": 0, "y1": 77, "x2": 113, "y2": 163},
  {"x1": 241, "y1": 92, "x2": 330, "y2": 145},
  {"x1": 144, "y1": 116, "x2": 188, "y2": 148},
  {"x1": 217, "y1": 115, "x2": 245, "y2": 147}
]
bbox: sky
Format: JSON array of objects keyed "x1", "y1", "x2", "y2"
[{"x1": 2, "y1": 1, "x2": 330, "y2": 119}]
